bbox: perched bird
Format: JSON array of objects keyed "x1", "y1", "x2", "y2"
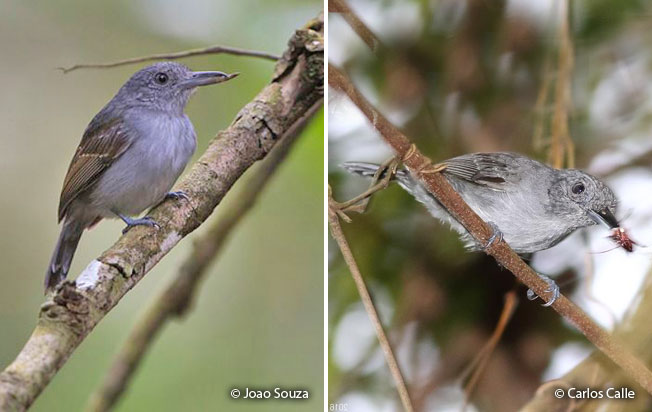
[
  {"x1": 46, "y1": 62, "x2": 238, "y2": 292},
  {"x1": 343, "y1": 152, "x2": 620, "y2": 304}
]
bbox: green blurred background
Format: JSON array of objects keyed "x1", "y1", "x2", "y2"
[{"x1": 0, "y1": 1, "x2": 323, "y2": 411}]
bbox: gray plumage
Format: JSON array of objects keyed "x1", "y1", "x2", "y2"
[
  {"x1": 46, "y1": 62, "x2": 237, "y2": 291},
  {"x1": 343, "y1": 152, "x2": 619, "y2": 254}
]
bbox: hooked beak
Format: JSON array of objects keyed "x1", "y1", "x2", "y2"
[
  {"x1": 182, "y1": 71, "x2": 239, "y2": 88},
  {"x1": 588, "y1": 208, "x2": 619, "y2": 229}
]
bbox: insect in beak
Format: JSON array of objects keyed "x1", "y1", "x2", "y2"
[{"x1": 609, "y1": 227, "x2": 639, "y2": 253}]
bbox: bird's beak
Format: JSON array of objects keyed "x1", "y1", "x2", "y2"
[
  {"x1": 182, "y1": 71, "x2": 239, "y2": 88},
  {"x1": 588, "y1": 208, "x2": 619, "y2": 229}
]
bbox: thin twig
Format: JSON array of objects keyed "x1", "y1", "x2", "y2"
[
  {"x1": 532, "y1": 55, "x2": 552, "y2": 152},
  {"x1": 328, "y1": 63, "x2": 652, "y2": 395},
  {"x1": 462, "y1": 290, "x2": 518, "y2": 410},
  {"x1": 549, "y1": 0, "x2": 575, "y2": 169},
  {"x1": 59, "y1": 45, "x2": 279, "y2": 73},
  {"x1": 336, "y1": 156, "x2": 399, "y2": 215},
  {"x1": 328, "y1": 187, "x2": 415, "y2": 412},
  {"x1": 85, "y1": 99, "x2": 323, "y2": 412},
  {"x1": 329, "y1": 0, "x2": 383, "y2": 51}
]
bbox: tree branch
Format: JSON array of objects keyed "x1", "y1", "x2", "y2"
[
  {"x1": 84, "y1": 99, "x2": 322, "y2": 412},
  {"x1": 59, "y1": 45, "x2": 279, "y2": 73},
  {"x1": 0, "y1": 13, "x2": 323, "y2": 411},
  {"x1": 328, "y1": 63, "x2": 652, "y2": 395}
]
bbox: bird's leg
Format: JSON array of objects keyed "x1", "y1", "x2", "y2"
[
  {"x1": 483, "y1": 221, "x2": 503, "y2": 249},
  {"x1": 117, "y1": 213, "x2": 160, "y2": 234},
  {"x1": 164, "y1": 191, "x2": 189, "y2": 201},
  {"x1": 337, "y1": 156, "x2": 400, "y2": 215},
  {"x1": 526, "y1": 273, "x2": 560, "y2": 307}
]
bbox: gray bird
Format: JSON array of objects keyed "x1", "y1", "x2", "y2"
[
  {"x1": 46, "y1": 62, "x2": 238, "y2": 292},
  {"x1": 343, "y1": 152, "x2": 620, "y2": 304}
]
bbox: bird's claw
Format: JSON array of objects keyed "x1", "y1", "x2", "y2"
[
  {"x1": 165, "y1": 191, "x2": 189, "y2": 201},
  {"x1": 526, "y1": 273, "x2": 560, "y2": 307},
  {"x1": 483, "y1": 222, "x2": 503, "y2": 249},
  {"x1": 121, "y1": 216, "x2": 160, "y2": 234}
]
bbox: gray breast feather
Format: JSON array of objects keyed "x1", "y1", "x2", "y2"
[{"x1": 89, "y1": 113, "x2": 196, "y2": 216}]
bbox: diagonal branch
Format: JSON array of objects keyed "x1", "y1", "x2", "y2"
[
  {"x1": 328, "y1": 63, "x2": 652, "y2": 395},
  {"x1": 0, "y1": 13, "x2": 323, "y2": 412},
  {"x1": 59, "y1": 45, "x2": 279, "y2": 73},
  {"x1": 84, "y1": 99, "x2": 322, "y2": 412}
]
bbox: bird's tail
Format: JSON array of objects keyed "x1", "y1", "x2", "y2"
[
  {"x1": 45, "y1": 219, "x2": 84, "y2": 293},
  {"x1": 341, "y1": 162, "x2": 411, "y2": 184}
]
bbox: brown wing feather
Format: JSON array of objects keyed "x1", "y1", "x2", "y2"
[{"x1": 58, "y1": 118, "x2": 130, "y2": 221}]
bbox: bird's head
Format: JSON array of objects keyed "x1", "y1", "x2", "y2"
[
  {"x1": 116, "y1": 62, "x2": 238, "y2": 114},
  {"x1": 549, "y1": 169, "x2": 619, "y2": 230}
]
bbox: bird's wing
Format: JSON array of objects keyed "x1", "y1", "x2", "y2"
[
  {"x1": 58, "y1": 117, "x2": 131, "y2": 221},
  {"x1": 442, "y1": 153, "x2": 523, "y2": 190}
]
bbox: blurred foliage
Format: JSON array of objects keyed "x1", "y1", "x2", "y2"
[
  {"x1": 329, "y1": 0, "x2": 652, "y2": 410},
  {"x1": 0, "y1": 1, "x2": 323, "y2": 411}
]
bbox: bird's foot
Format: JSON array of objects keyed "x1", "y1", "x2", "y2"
[
  {"x1": 483, "y1": 222, "x2": 503, "y2": 249},
  {"x1": 526, "y1": 273, "x2": 560, "y2": 307},
  {"x1": 119, "y1": 215, "x2": 160, "y2": 234},
  {"x1": 165, "y1": 191, "x2": 189, "y2": 201}
]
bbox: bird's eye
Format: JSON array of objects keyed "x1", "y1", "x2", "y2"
[
  {"x1": 572, "y1": 183, "x2": 585, "y2": 194},
  {"x1": 154, "y1": 72, "x2": 169, "y2": 84}
]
